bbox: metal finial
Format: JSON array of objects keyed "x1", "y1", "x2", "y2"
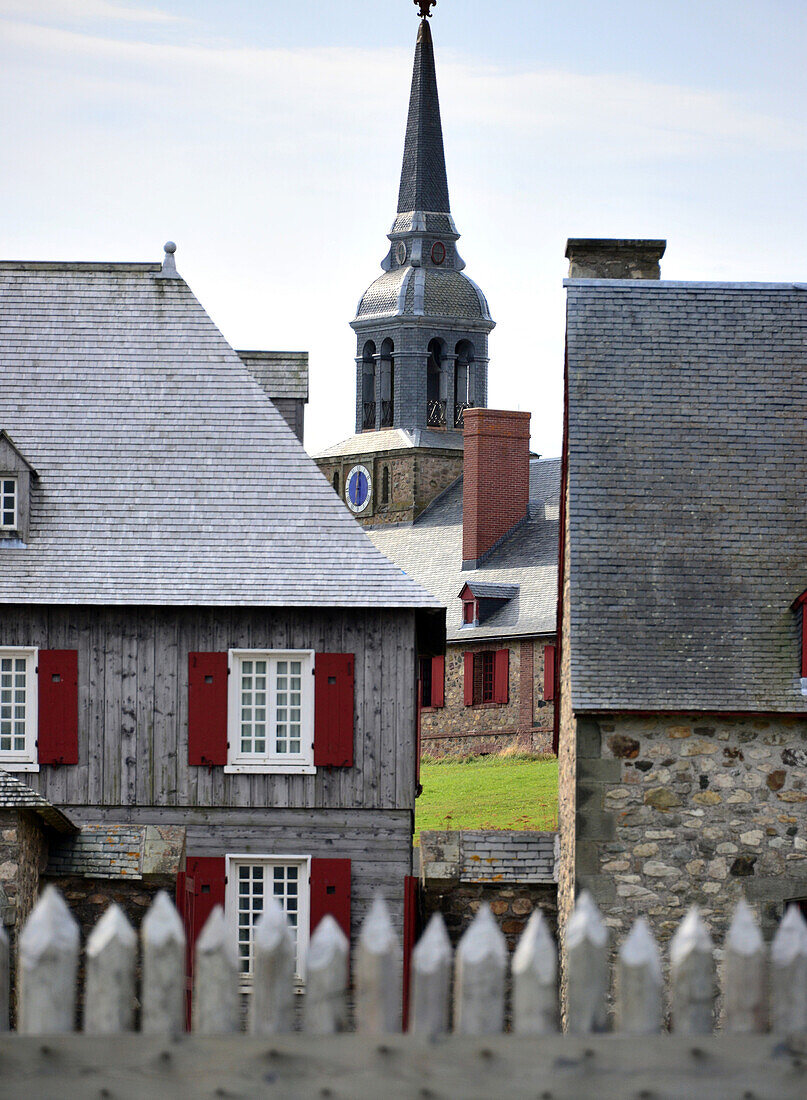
[{"x1": 415, "y1": 0, "x2": 436, "y2": 17}]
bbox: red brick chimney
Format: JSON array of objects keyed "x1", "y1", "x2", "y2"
[{"x1": 462, "y1": 409, "x2": 531, "y2": 568}]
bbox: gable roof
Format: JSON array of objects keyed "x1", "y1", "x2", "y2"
[
  {"x1": 368, "y1": 458, "x2": 560, "y2": 642},
  {"x1": 565, "y1": 278, "x2": 807, "y2": 713},
  {"x1": 0, "y1": 261, "x2": 438, "y2": 609},
  {"x1": 0, "y1": 430, "x2": 38, "y2": 477},
  {"x1": 237, "y1": 351, "x2": 308, "y2": 402},
  {"x1": 0, "y1": 771, "x2": 76, "y2": 833}
]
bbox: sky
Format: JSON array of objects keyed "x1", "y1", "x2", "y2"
[{"x1": 1, "y1": 0, "x2": 806, "y2": 458}]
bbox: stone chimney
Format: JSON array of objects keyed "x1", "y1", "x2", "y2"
[
  {"x1": 462, "y1": 409, "x2": 531, "y2": 569},
  {"x1": 565, "y1": 238, "x2": 666, "y2": 280}
]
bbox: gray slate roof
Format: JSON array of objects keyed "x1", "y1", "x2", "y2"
[
  {"x1": 314, "y1": 426, "x2": 463, "y2": 460},
  {"x1": 397, "y1": 19, "x2": 450, "y2": 218},
  {"x1": 0, "y1": 262, "x2": 438, "y2": 608},
  {"x1": 461, "y1": 582, "x2": 520, "y2": 601},
  {"x1": 355, "y1": 266, "x2": 491, "y2": 323},
  {"x1": 0, "y1": 772, "x2": 76, "y2": 833},
  {"x1": 566, "y1": 279, "x2": 807, "y2": 712},
  {"x1": 369, "y1": 458, "x2": 560, "y2": 642},
  {"x1": 237, "y1": 350, "x2": 308, "y2": 401}
]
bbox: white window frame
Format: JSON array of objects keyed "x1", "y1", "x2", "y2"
[
  {"x1": 0, "y1": 647, "x2": 39, "y2": 772},
  {"x1": 0, "y1": 477, "x2": 17, "y2": 531},
  {"x1": 225, "y1": 853, "x2": 311, "y2": 987},
  {"x1": 225, "y1": 649, "x2": 315, "y2": 774}
]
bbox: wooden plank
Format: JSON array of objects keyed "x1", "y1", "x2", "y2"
[
  {"x1": 102, "y1": 617, "x2": 122, "y2": 807},
  {"x1": 154, "y1": 612, "x2": 178, "y2": 806},
  {"x1": 1, "y1": 1035, "x2": 806, "y2": 1100},
  {"x1": 120, "y1": 613, "x2": 138, "y2": 807},
  {"x1": 135, "y1": 609, "x2": 156, "y2": 807}
]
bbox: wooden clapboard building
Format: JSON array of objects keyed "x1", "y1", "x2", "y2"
[{"x1": 0, "y1": 249, "x2": 440, "y2": 986}]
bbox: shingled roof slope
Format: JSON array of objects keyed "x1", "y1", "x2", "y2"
[
  {"x1": 566, "y1": 279, "x2": 807, "y2": 712},
  {"x1": 0, "y1": 262, "x2": 438, "y2": 608},
  {"x1": 368, "y1": 458, "x2": 560, "y2": 642},
  {"x1": 0, "y1": 772, "x2": 76, "y2": 833}
]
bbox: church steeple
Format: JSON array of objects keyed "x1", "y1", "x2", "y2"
[
  {"x1": 397, "y1": 18, "x2": 450, "y2": 218},
  {"x1": 350, "y1": 6, "x2": 494, "y2": 439}
]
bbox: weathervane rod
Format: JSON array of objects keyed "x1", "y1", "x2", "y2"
[{"x1": 415, "y1": 0, "x2": 436, "y2": 17}]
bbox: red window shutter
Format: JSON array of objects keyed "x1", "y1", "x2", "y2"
[
  {"x1": 188, "y1": 652, "x2": 228, "y2": 766},
  {"x1": 802, "y1": 607, "x2": 807, "y2": 679},
  {"x1": 310, "y1": 858, "x2": 351, "y2": 940},
  {"x1": 463, "y1": 652, "x2": 474, "y2": 706},
  {"x1": 431, "y1": 656, "x2": 445, "y2": 708},
  {"x1": 183, "y1": 856, "x2": 226, "y2": 1030},
  {"x1": 494, "y1": 648, "x2": 510, "y2": 705},
  {"x1": 314, "y1": 653, "x2": 354, "y2": 767},
  {"x1": 37, "y1": 649, "x2": 78, "y2": 765},
  {"x1": 543, "y1": 644, "x2": 556, "y2": 702},
  {"x1": 402, "y1": 875, "x2": 419, "y2": 1030}
]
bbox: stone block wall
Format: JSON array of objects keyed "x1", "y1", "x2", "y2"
[
  {"x1": 421, "y1": 638, "x2": 555, "y2": 756},
  {"x1": 315, "y1": 449, "x2": 463, "y2": 528},
  {"x1": 0, "y1": 808, "x2": 49, "y2": 1020},
  {"x1": 574, "y1": 714, "x2": 807, "y2": 950},
  {"x1": 419, "y1": 829, "x2": 558, "y2": 952}
]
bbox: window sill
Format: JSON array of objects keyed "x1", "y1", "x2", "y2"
[
  {"x1": 0, "y1": 761, "x2": 39, "y2": 773},
  {"x1": 467, "y1": 701, "x2": 505, "y2": 710},
  {"x1": 224, "y1": 763, "x2": 317, "y2": 775}
]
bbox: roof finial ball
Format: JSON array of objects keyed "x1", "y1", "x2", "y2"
[
  {"x1": 157, "y1": 239, "x2": 179, "y2": 279},
  {"x1": 415, "y1": 0, "x2": 436, "y2": 17}
]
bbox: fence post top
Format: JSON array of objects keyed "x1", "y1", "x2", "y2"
[
  {"x1": 457, "y1": 902, "x2": 507, "y2": 963},
  {"x1": 196, "y1": 905, "x2": 239, "y2": 967},
  {"x1": 727, "y1": 899, "x2": 763, "y2": 957},
  {"x1": 142, "y1": 890, "x2": 185, "y2": 947},
  {"x1": 671, "y1": 906, "x2": 712, "y2": 964},
  {"x1": 360, "y1": 895, "x2": 398, "y2": 952},
  {"x1": 567, "y1": 890, "x2": 607, "y2": 950},
  {"x1": 512, "y1": 909, "x2": 556, "y2": 975},
  {"x1": 86, "y1": 902, "x2": 136, "y2": 958},
  {"x1": 771, "y1": 903, "x2": 807, "y2": 965},
  {"x1": 620, "y1": 917, "x2": 662, "y2": 976},
  {"x1": 254, "y1": 895, "x2": 295, "y2": 952},
  {"x1": 414, "y1": 912, "x2": 451, "y2": 964},
  {"x1": 309, "y1": 914, "x2": 349, "y2": 965},
  {"x1": 20, "y1": 885, "x2": 79, "y2": 963}
]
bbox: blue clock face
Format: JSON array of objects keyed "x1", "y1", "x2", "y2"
[{"x1": 346, "y1": 465, "x2": 372, "y2": 513}]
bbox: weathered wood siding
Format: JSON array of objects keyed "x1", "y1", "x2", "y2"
[
  {"x1": 0, "y1": 606, "x2": 417, "y2": 813},
  {"x1": 72, "y1": 806, "x2": 413, "y2": 936}
]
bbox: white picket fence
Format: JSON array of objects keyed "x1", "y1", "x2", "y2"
[{"x1": 2, "y1": 885, "x2": 807, "y2": 1038}]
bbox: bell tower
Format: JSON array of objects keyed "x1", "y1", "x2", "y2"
[
  {"x1": 351, "y1": 7, "x2": 494, "y2": 438},
  {"x1": 315, "y1": 2, "x2": 496, "y2": 526}
]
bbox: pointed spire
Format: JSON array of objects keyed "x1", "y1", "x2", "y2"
[{"x1": 397, "y1": 17, "x2": 450, "y2": 216}]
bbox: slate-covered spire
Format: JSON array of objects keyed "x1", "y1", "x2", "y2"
[{"x1": 397, "y1": 18, "x2": 450, "y2": 216}]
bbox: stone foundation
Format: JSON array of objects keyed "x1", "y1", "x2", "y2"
[{"x1": 0, "y1": 808, "x2": 49, "y2": 1021}]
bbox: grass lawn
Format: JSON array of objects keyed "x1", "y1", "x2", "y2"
[{"x1": 414, "y1": 754, "x2": 558, "y2": 843}]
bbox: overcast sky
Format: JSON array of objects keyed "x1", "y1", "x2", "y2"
[{"x1": 2, "y1": 0, "x2": 805, "y2": 458}]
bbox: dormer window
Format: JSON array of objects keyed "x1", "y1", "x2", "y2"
[
  {"x1": 0, "y1": 478, "x2": 16, "y2": 529},
  {"x1": 0, "y1": 431, "x2": 37, "y2": 543},
  {"x1": 458, "y1": 582, "x2": 519, "y2": 628}
]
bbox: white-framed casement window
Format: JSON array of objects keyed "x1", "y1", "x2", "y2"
[
  {"x1": 225, "y1": 854, "x2": 311, "y2": 985},
  {"x1": 226, "y1": 650, "x2": 315, "y2": 774},
  {"x1": 0, "y1": 478, "x2": 17, "y2": 531},
  {"x1": 0, "y1": 647, "x2": 38, "y2": 770}
]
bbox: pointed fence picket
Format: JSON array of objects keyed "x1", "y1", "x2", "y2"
[{"x1": 4, "y1": 884, "x2": 807, "y2": 1048}]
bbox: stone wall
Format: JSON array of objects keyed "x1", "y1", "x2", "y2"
[
  {"x1": 421, "y1": 638, "x2": 555, "y2": 755},
  {"x1": 41, "y1": 873, "x2": 173, "y2": 944},
  {"x1": 0, "y1": 808, "x2": 49, "y2": 1021},
  {"x1": 419, "y1": 829, "x2": 558, "y2": 951},
  {"x1": 315, "y1": 449, "x2": 463, "y2": 528},
  {"x1": 574, "y1": 714, "x2": 807, "y2": 950}
]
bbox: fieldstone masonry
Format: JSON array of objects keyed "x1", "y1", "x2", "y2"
[
  {"x1": 421, "y1": 639, "x2": 554, "y2": 756},
  {"x1": 574, "y1": 714, "x2": 807, "y2": 950}
]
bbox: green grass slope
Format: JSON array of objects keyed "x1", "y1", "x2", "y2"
[{"x1": 414, "y1": 754, "x2": 558, "y2": 842}]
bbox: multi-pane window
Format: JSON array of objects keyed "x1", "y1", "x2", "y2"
[
  {"x1": 0, "y1": 649, "x2": 36, "y2": 764},
  {"x1": 228, "y1": 651, "x2": 313, "y2": 772},
  {"x1": 0, "y1": 479, "x2": 16, "y2": 529},
  {"x1": 228, "y1": 857, "x2": 309, "y2": 980},
  {"x1": 472, "y1": 651, "x2": 496, "y2": 704}
]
